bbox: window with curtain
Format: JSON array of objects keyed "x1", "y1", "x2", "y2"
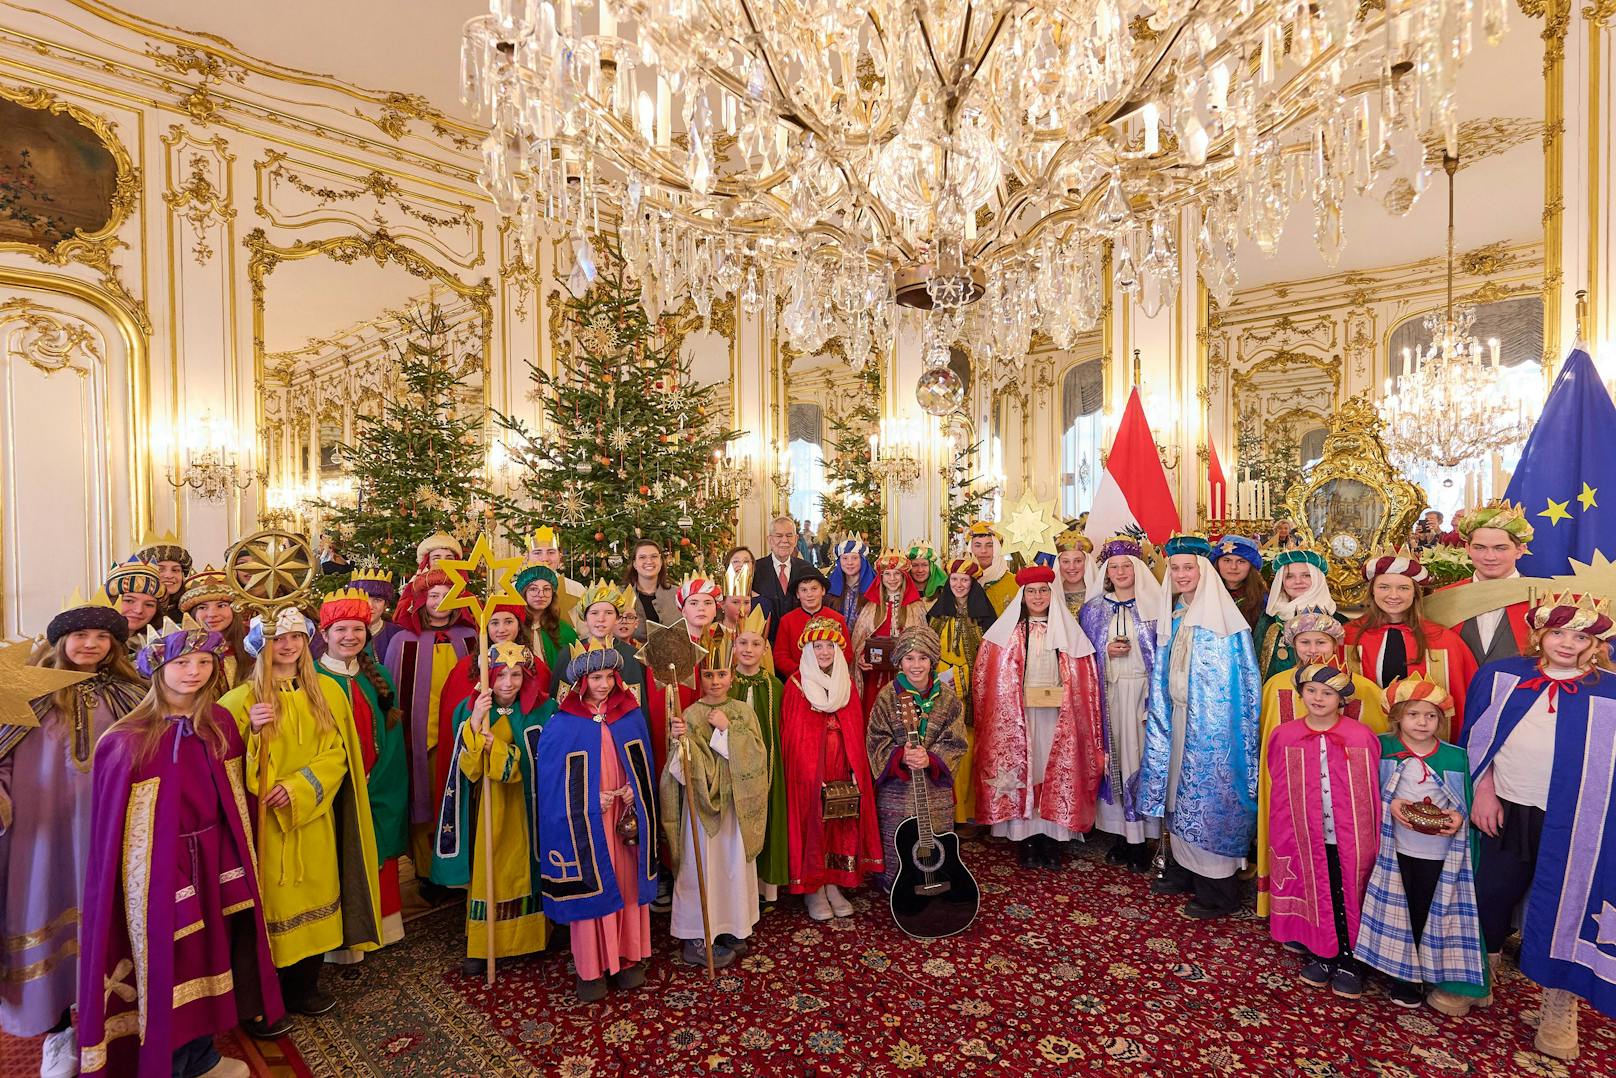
[
  {"x1": 787, "y1": 401, "x2": 825, "y2": 527},
  {"x1": 1061, "y1": 359, "x2": 1105, "y2": 517}
]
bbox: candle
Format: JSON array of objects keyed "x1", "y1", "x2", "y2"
[
  {"x1": 869, "y1": 433, "x2": 879, "y2": 464},
  {"x1": 1489, "y1": 338, "x2": 1500, "y2": 366},
  {"x1": 1142, "y1": 102, "x2": 1160, "y2": 154}
]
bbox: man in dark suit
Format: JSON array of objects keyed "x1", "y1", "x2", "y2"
[{"x1": 754, "y1": 514, "x2": 813, "y2": 641}]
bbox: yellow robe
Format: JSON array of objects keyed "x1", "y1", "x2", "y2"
[
  {"x1": 982, "y1": 570, "x2": 1018, "y2": 616},
  {"x1": 1254, "y1": 671, "x2": 1387, "y2": 917},
  {"x1": 457, "y1": 713, "x2": 549, "y2": 959},
  {"x1": 221, "y1": 677, "x2": 382, "y2": 966}
]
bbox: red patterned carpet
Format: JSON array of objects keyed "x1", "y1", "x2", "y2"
[{"x1": 280, "y1": 836, "x2": 1615, "y2": 1077}]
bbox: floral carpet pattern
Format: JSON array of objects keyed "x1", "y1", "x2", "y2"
[{"x1": 289, "y1": 837, "x2": 1615, "y2": 1076}]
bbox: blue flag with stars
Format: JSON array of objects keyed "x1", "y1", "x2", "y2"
[{"x1": 1504, "y1": 347, "x2": 1616, "y2": 576}]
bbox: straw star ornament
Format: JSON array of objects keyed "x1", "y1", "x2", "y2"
[{"x1": 997, "y1": 490, "x2": 1066, "y2": 562}]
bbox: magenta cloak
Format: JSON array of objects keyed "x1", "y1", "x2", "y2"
[{"x1": 1265, "y1": 716, "x2": 1382, "y2": 958}]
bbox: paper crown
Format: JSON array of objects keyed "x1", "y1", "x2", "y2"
[
  {"x1": 944, "y1": 557, "x2": 982, "y2": 578},
  {"x1": 487, "y1": 640, "x2": 535, "y2": 671},
  {"x1": 46, "y1": 603, "x2": 131, "y2": 646},
  {"x1": 1363, "y1": 546, "x2": 1429, "y2": 584},
  {"x1": 904, "y1": 540, "x2": 938, "y2": 562},
  {"x1": 348, "y1": 565, "x2": 397, "y2": 601},
  {"x1": 415, "y1": 531, "x2": 462, "y2": 564},
  {"x1": 833, "y1": 538, "x2": 868, "y2": 558},
  {"x1": 699, "y1": 626, "x2": 735, "y2": 671},
  {"x1": 873, "y1": 549, "x2": 908, "y2": 572},
  {"x1": 135, "y1": 615, "x2": 226, "y2": 678},
  {"x1": 1294, "y1": 662, "x2": 1355, "y2": 699},
  {"x1": 581, "y1": 578, "x2": 631, "y2": 613},
  {"x1": 798, "y1": 615, "x2": 848, "y2": 649},
  {"x1": 133, "y1": 530, "x2": 192, "y2": 574},
  {"x1": 676, "y1": 571, "x2": 721, "y2": 607},
  {"x1": 526, "y1": 526, "x2": 560, "y2": 552},
  {"x1": 1455, "y1": 499, "x2": 1534, "y2": 546},
  {"x1": 178, "y1": 565, "x2": 233, "y2": 613},
  {"x1": 738, "y1": 601, "x2": 769, "y2": 638},
  {"x1": 319, "y1": 587, "x2": 374, "y2": 631},
  {"x1": 1383, "y1": 675, "x2": 1455, "y2": 717},
  {"x1": 1163, "y1": 533, "x2": 1212, "y2": 559},
  {"x1": 966, "y1": 520, "x2": 1001, "y2": 540},
  {"x1": 1271, "y1": 544, "x2": 1327, "y2": 573},
  {"x1": 243, "y1": 608, "x2": 317, "y2": 658},
  {"x1": 1098, "y1": 534, "x2": 1145, "y2": 562},
  {"x1": 1527, "y1": 588, "x2": 1616, "y2": 640},
  {"x1": 1282, "y1": 608, "x2": 1345, "y2": 645},
  {"x1": 564, "y1": 637, "x2": 623, "y2": 681},
  {"x1": 1055, "y1": 528, "x2": 1093, "y2": 554},
  {"x1": 104, "y1": 558, "x2": 164, "y2": 602},
  {"x1": 724, "y1": 561, "x2": 754, "y2": 598}
]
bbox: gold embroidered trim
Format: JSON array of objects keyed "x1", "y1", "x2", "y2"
[
  {"x1": 1, "y1": 939, "x2": 77, "y2": 983},
  {"x1": 219, "y1": 866, "x2": 245, "y2": 884},
  {"x1": 174, "y1": 885, "x2": 197, "y2": 902},
  {"x1": 220, "y1": 898, "x2": 255, "y2": 916},
  {"x1": 825, "y1": 853, "x2": 856, "y2": 872},
  {"x1": 224, "y1": 757, "x2": 257, "y2": 870},
  {"x1": 122, "y1": 778, "x2": 159, "y2": 1038},
  {"x1": 80, "y1": 1010, "x2": 139, "y2": 1071},
  {"x1": 5, "y1": 907, "x2": 77, "y2": 952},
  {"x1": 173, "y1": 920, "x2": 204, "y2": 943},
  {"x1": 266, "y1": 896, "x2": 340, "y2": 936},
  {"x1": 172, "y1": 970, "x2": 233, "y2": 1008}
]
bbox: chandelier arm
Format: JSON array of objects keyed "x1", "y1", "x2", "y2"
[
  {"x1": 907, "y1": 0, "x2": 954, "y2": 94},
  {"x1": 731, "y1": 1, "x2": 834, "y2": 144},
  {"x1": 951, "y1": 1, "x2": 1026, "y2": 110}
]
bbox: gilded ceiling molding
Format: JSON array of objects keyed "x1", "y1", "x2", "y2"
[
  {"x1": 0, "y1": 82, "x2": 150, "y2": 335},
  {"x1": 160, "y1": 126, "x2": 235, "y2": 266},
  {"x1": 1589, "y1": 2, "x2": 1616, "y2": 29},
  {"x1": 1230, "y1": 349, "x2": 1344, "y2": 396}
]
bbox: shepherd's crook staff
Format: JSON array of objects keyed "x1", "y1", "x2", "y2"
[{"x1": 436, "y1": 522, "x2": 525, "y2": 987}]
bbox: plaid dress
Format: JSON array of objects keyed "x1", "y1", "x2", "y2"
[{"x1": 1354, "y1": 737, "x2": 1489, "y2": 995}]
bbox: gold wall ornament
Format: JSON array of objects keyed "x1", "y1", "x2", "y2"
[
  {"x1": 1418, "y1": 117, "x2": 1544, "y2": 171},
  {"x1": 160, "y1": 129, "x2": 236, "y2": 266},
  {"x1": 1284, "y1": 394, "x2": 1425, "y2": 609},
  {"x1": 144, "y1": 43, "x2": 247, "y2": 85},
  {"x1": 363, "y1": 92, "x2": 476, "y2": 151},
  {"x1": 0, "y1": 299, "x2": 102, "y2": 377},
  {"x1": 256, "y1": 149, "x2": 477, "y2": 232}
]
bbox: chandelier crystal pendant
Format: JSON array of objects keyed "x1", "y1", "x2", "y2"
[
  {"x1": 1378, "y1": 154, "x2": 1532, "y2": 476},
  {"x1": 461, "y1": 0, "x2": 1508, "y2": 368}
]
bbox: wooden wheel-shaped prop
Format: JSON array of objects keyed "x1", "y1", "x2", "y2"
[{"x1": 225, "y1": 528, "x2": 317, "y2": 624}]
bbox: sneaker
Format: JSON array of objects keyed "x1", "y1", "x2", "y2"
[
  {"x1": 1387, "y1": 980, "x2": 1424, "y2": 1009},
  {"x1": 715, "y1": 933, "x2": 750, "y2": 957},
  {"x1": 680, "y1": 940, "x2": 735, "y2": 969},
  {"x1": 824, "y1": 884, "x2": 854, "y2": 918},
  {"x1": 1330, "y1": 966, "x2": 1364, "y2": 999},
  {"x1": 1299, "y1": 960, "x2": 1334, "y2": 988},
  {"x1": 611, "y1": 963, "x2": 646, "y2": 990},
  {"x1": 575, "y1": 975, "x2": 609, "y2": 1002},
  {"x1": 242, "y1": 1013, "x2": 294, "y2": 1039},
  {"x1": 39, "y1": 1026, "x2": 77, "y2": 1078},
  {"x1": 804, "y1": 889, "x2": 833, "y2": 921},
  {"x1": 1426, "y1": 987, "x2": 1477, "y2": 1017}
]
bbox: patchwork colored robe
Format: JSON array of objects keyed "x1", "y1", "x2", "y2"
[
  {"x1": 433, "y1": 696, "x2": 549, "y2": 959},
  {"x1": 1344, "y1": 619, "x2": 1477, "y2": 738},
  {"x1": 731, "y1": 669, "x2": 789, "y2": 888},
  {"x1": 1265, "y1": 716, "x2": 1382, "y2": 958},
  {"x1": 1462, "y1": 657, "x2": 1616, "y2": 1018},
  {"x1": 866, "y1": 680, "x2": 967, "y2": 890},
  {"x1": 76, "y1": 712, "x2": 283, "y2": 1077},
  {"x1": 1255, "y1": 671, "x2": 1387, "y2": 916},
  {"x1": 1139, "y1": 617, "x2": 1262, "y2": 859},
  {"x1": 1356, "y1": 736, "x2": 1490, "y2": 996},
  {"x1": 971, "y1": 621, "x2": 1105, "y2": 835},
  {"x1": 1077, "y1": 596, "x2": 1160, "y2": 836}
]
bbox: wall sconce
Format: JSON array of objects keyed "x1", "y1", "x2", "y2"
[
  {"x1": 870, "y1": 417, "x2": 922, "y2": 492},
  {"x1": 705, "y1": 439, "x2": 754, "y2": 502},
  {"x1": 161, "y1": 409, "x2": 264, "y2": 502},
  {"x1": 770, "y1": 444, "x2": 794, "y2": 509}
]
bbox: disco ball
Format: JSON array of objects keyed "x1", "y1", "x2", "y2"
[{"x1": 915, "y1": 366, "x2": 965, "y2": 416}]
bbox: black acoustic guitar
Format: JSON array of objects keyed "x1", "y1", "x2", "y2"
[{"x1": 889, "y1": 728, "x2": 979, "y2": 940}]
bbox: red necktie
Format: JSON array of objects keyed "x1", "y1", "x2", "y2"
[{"x1": 778, "y1": 562, "x2": 788, "y2": 593}]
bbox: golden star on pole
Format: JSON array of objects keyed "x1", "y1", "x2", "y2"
[
  {"x1": 437, "y1": 533, "x2": 525, "y2": 629},
  {"x1": 636, "y1": 618, "x2": 708, "y2": 687},
  {"x1": 0, "y1": 639, "x2": 95, "y2": 728},
  {"x1": 1552, "y1": 550, "x2": 1616, "y2": 598},
  {"x1": 997, "y1": 489, "x2": 1066, "y2": 562}
]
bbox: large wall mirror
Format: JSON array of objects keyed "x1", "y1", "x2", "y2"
[{"x1": 245, "y1": 228, "x2": 492, "y2": 529}]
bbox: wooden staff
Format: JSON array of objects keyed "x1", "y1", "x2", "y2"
[
  {"x1": 479, "y1": 510, "x2": 498, "y2": 987},
  {"x1": 668, "y1": 661, "x2": 715, "y2": 980}
]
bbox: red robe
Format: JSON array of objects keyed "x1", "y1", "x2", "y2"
[
  {"x1": 971, "y1": 623, "x2": 1106, "y2": 833},
  {"x1": 772, "y1": 606, "x2": 854, "y2": 682},
  {"x1": 1344, "y1": 619, "x2": 1477, "y2": 737},
  {"x1": 780, "y1": 674, "x2": 883, "y2": 892},
  {"x1": 1436, "y1": 578, "x2": 1531, "y2": 661}
]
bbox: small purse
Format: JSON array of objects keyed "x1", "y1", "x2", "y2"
[
  {"x1": 1024, "y1": 684, "x2": 1062, "y2": 708},
  {"x1": 820, "y1": 780, "x2": 862, "y2": 821}
]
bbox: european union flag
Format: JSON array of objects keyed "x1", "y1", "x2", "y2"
[{"x1": 1504, "y1": 348, "x2": 1616, "y2": 576}]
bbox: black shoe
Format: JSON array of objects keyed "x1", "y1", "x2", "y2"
[
  {"x1": 715, "y1": 933, "x2": 750, "y2": 957},
  {"x1": 651, "y1": 873, "x2": 673, "y2": 914},
  {"x1": 1330, "y1": 966, "x2": 1364, "y2": 999},
  {"x1": 1150, "y1": 875, "x2": 1191, "y2": 896},
  {"x1": 243, "y1": 1014, "x2": 294, "y2": 1039},
  {"x1": 575, "y1": 975, "x2": 609, "y2": 1002},
  {"x1": 291, "y1": 988, "x2": 336, "y2": 1016},
  {"x1": 1181, "y1": 900, "x2": 1234, "y2": 920},
  {"x1": 1016, "y1": 840, "x2": 1038, "y2": 868},
  {"x1": 1387, "y1": 979, "x2": 1424, "y2": 1008},
  {"x1": 1126, "y1": 844, "x2": 1154, "y2": 874},
  {"x1": 417, "y1": 880, "x2": 452, "y2": 905},
  {"x1": 1299, "y1": 960, "x2": 1334, "y2": 988},
  {"x1": 611, "y1": 963, "x2": 647, "y2": 990},
  {"x1": 461, "y1": 957, "x2": 488, "y2": 978},
  {"x1": 1105, "y1": 843, "x2": 1130, "y2": 865},
  {"x1": 1041, "y1": 840, "x2": 1067, "y2": 871}
]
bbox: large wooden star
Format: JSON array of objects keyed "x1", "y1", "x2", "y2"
[
  {"x1": 437, "y1": 533, "x2": 525, "y2": 628},
  {"x1": 636, "y1": 618, "x2": 707, "y2": 687},
  {"x1": 0, "y1": 639, "x2": 95, "y2": 728},
  {"x1": 997, "y1": 490, "x2": 1066, "y2": 562}
]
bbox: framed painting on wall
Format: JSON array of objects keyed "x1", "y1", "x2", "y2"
[{"x1": 0, "y1": 85, "x2": 135, "y2": 262}]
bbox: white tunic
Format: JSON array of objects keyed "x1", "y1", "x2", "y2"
[
  {"x1": 667, "y1": 727, "x2": 761, "y2": 941},
  {"x1": 1094, "y1": 603, "x2": 1160, "y2": 843}
]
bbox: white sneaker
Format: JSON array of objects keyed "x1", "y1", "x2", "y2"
[
  {"x1": 40, "y1": 1026, "x2": 78, "y2": 1078},
  {"x1": 804, "y1": 887, "x2": 833, "y2": 921},
  {"x1": 825, "y1": 884, "x2": 854, "y2": 918}
]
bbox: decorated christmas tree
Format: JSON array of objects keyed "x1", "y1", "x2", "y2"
[
  {"x1": 318, "y1": 304, "x2": 488, "y2": 586},
  {"x1": 942, "y1": 437, "x2": 991, "y2": 548},
  {"x1": 817, "y1": 365, "x2": 884, "y2": 542},
  {"x1": 496, "y1": 245, "x2": 737, "y2": 579}
]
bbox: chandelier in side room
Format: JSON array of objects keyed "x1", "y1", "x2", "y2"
[
  {"x1": 462, "y1": 0, "x2": 1508, "y2": 378},
  {"x1": 1378, "y1": 153, "x2": 1533, "y2": 476}
]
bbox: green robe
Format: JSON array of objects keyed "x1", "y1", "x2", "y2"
[
  {"x1": 657, "y1": 698, "x2": 770, "y2": 872},
  {"x1": 316, "y1": 658, "x2": 409, "y2": 862},
  {"x1": 533, "y1": 620, "x2": 579, "y2": 675},
  {"x1": 730, "y1": 670, "x2": 788, "y2": 887}
]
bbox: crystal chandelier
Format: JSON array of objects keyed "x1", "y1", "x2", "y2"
[
  {"x1": 1379, "y1": 154, "x2": 1532, "y2": 474},
  {"x1": 462, "y1": 1, "x2": 1508, "y2": 367}
]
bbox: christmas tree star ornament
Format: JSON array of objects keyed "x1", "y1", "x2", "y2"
[
  {"x1": 0, "y1": 639, "x2": 95, "y2": 728},
  {"x1": 997, "y1": 490, "x2": 1066, "y2": 562}
]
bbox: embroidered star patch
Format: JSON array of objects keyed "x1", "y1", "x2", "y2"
[
  {"x1": 985, "y1": 767, "x2": 1024, "y2": 797},
  {"x1": 1270, "y1": 854, "x2": 1298, "y2": 894},
  {"x1": 1593, "y1": 900, "x2": 1616, "y2": 945}
]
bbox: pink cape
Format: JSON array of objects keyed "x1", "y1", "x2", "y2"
[
  {"x1": 1265, "y1": 716, "x2": 1382, "y2": 957},
  {"x1": 970, "y1": 625, "x2": 1105, "y2": 833}
]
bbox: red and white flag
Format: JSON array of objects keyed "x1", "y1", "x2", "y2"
[{"x1": 1083, "y1": 387, "x2": 1182, "y2": 546}]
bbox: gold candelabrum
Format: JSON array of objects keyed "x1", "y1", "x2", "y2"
[
  {"x1": 770, "y1": 445, "x2": 794, "y2": 512},
  {"x1": 705, "y1": 447, "x2": 754, "y2": 503},
  {"x1": 870, "y1": 418, "x2": 922, "y2": 493},
  {"x1": 162, "y1": 410, "x2": 264, "y2": 502}
]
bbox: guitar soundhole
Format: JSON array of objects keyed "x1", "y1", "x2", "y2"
[{"x1": 909, "y1": 840, "x2": 946, "y2": 875}]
